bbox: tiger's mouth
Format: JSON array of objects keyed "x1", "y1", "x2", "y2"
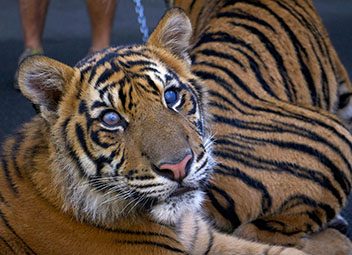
[{"x1": 169, "y1": 186, "x2": 197, "y2": 197}]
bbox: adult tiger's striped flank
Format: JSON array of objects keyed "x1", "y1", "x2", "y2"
[{"x1": 170, "y1": 0, "x2": 352, "y2": 251}]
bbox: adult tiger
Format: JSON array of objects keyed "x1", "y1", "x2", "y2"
[
  {"x1": 168, "y1": 0, "x2": 352, "y2": 249},
  {"x1": 0, "y1": 6, "x2": 351, "y2": 255}
]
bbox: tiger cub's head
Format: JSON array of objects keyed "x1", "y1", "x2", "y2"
[{"x1": 18, "y1": 8, "x2": 213, "y2": 227}]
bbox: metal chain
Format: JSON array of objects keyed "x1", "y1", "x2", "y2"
[{"x1": 133, "y1": 0, "x2": 149, "y2": 43}]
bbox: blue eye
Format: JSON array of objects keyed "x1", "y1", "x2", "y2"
[
  {"x1": 102, "y1": 111, "x2": 121, "y2": 128},
  {"x1": 164, "y1": 89, "x2": 178, "y2": 107}
]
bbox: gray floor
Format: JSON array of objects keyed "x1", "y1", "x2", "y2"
[{"x1": 0, "y1": 0, "x2": 351, "y2": 238}]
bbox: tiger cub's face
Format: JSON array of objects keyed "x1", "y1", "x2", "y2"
[{"x1": 18, "y1": 9, "x2": 213, "y2": 226}]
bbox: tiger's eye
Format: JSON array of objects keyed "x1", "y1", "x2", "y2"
[
  {"x1": 102, "y1": 111, "x2": 120, "y2": 127},
  {"x1": 164, "y1": 89, "x2": 178, "y2": 107}
]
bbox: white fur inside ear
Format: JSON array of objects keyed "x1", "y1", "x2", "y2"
[
  {"x1": 18, "y1": 56, "x2": 74, "y2": 113},
  {"x1": 161, "y1": 13, "x2": 192, "y2": 60},
  {"x1": 22, "y1": 65, "x2": 64, "y2": 104},
  {"x1": 148, "y1": 9, "x2": 192, "y2": 63}
]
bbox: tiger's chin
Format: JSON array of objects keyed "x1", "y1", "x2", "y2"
[{"x1": 150, "y1": 190, "x2": 205, "y2": 225}]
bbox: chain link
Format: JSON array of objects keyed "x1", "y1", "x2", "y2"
[{"x1": 133, "y1": 0, "x2": 149, "y2": 43}]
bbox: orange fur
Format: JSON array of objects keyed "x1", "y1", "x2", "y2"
[{"x1": 1, "y1": 4, "x2": 352, "y2": 255}]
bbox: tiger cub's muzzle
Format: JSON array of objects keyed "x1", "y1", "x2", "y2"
[{"x1": 152, "y1": 150, "x2": 193, "y2": 182}]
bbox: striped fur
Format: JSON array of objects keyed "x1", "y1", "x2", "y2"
[
  {"x1": 169, "y1": 0, "x2": 352, "y2": 251},
  {"x1": 1, "y1": 5, "x2": 351, "y2": 255}
]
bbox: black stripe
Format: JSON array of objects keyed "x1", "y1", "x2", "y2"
[
  {"x1": 187, "y1": 95, "x2": 198, "y2": 115},
  {"x1": 1, "y1": 159, "x2": 18, "y2": 194},
  {"x1": 0, "y1": 235, "x2": 16, "y2": 253},
  {"x1": 196, "y1": 151, "x2": 205, "y2": 163},
  {"x1": 126, "y1": 174, "x2": 155, "y2": 181},
  {"x1": 118, "y1": 86, "x2": 127, "y2": 110},
  {"x1": 208, "y1": 90, "x2": 256, "y2": 116},
  {"x1": 216, "y1": 137, "x2": 258, "y2": 150},
  {"x1": 100, "y1": 227, "x2": 180, "y2": 244},
  {"x1": 95, "y1": 52, "x2": 119, "y2": 67},
  {"x1": 78, "y1": 100, "x2": 88, "y2": 114},
  {"x1": 0, "y1": 210, "x2": 37, "y2": 254},
  {"x1": 217, "y1": 10, "x2": 276, "y2": 33},
  {"x1": 214, "y1": 162, "x2": 273, "y2": 214},
  {"x1": 213, "y1": 145, "x2": 343, "y2": 206},
  {"x1": 62, "y1": 118, "x2": 87, "y2": 177},
  {"x1": 95, "y1": 68, "x2": 115, "y2": 86},
  {"x1": 278, "y1": 195, "x2": 336, "y2": 221},
  {"x1": 91, "y1": 100, "x2": 108, "y2": 110},
  {"x1": 204, "y1": 225, "x2": 214, "y2": 255},
  {"x1": 189, "y1": 0, "x2": 197, "y2": 12},
  {"x1": 129, "y1": 183, "x2": 163, "y2": 189},
  {"x1": 270, "y1": 141, "x2": 350, "y2": 196},
  {"x1": 231, "y1": 21, "x2": 295, "y2": 100},
  {"x1": 213, "y1": 116, "x2": 351, "y2": 196},
  {"x1": 235, "y1": 46, "x2": 279, "y2": 99},
  {"x1": 231, "y1": 0, "x2": 319, "y2": 106},
  {"x1": 193, "y1": 31, "x2": 296, "y2": 102},
  {"x1": 307, "y1": 211, "x2": 323, "y2": 226},
  {"x1": 0, "y1": 190, "x2": 8, "y2": 205},
  {"x1": 195, "y1": 61, "x2": 260, "y2": 100},
  {"x1": 143, "y1": 75, "x2": 160, "y2": 95},
  {"x1": 126, "y1": 60, "x2": 157, "y2": 67},
  {"x1": 115, "y1": 240, "x2": 185, "y2": 254},
  {"x1": 252, "y1": 219, "x2": 303, "y2": 236},
  {"x1": 75, "y1": 123, "x2": 95, "y2": 164},
  {"x1": 271, "y1": 105, "x2": 352, "y2": 154},
  {"x1": 11, "y1": 133, "x2": 24, "y2": 178},
  {"x1": 139, "y1": 67, "x2": 160, "y2": 74},
  {"x1": 206, "y1": 184, "x2": 241, "y2": 230},
  {"x1": 214, "y1": 111, "x2": 352, "y2": 174},
  {"x1": 189, "y1": 216, "x2": 199, "y2": 253},
  {"x1": 208, "y1": 101, "x2": 231, "y2": 111},
  {"x1": 198, "y1": 49, "x2": 245, "y2": 69},
  {"x1": 293, "y1": 0, "x2": 339, "y2": 78},
  {"x1": 275, "y1": 0, "x2": 331, "y2": 108},
  {"x1": 90, "y1": 130, "x2": 117, "y2": 149}
]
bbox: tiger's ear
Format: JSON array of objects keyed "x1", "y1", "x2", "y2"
[
  {"x1": 18, "y1": 55, "x2": 75, "y2": 122},
  {"x1": 147, "y1": 8, "x2": 192, "y2": 64}
]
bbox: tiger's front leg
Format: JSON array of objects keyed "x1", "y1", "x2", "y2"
[
  {"x1": 233, "y1": 215, "x2": 352, "y2": 255},
  {"x1": 299, "y1": 228, "x2": 352, "y2": 255},
  {"x1": 176, "y1": 211, "x2": 308, "y2": 255},
  {"x1": 234, "y1": 212, "x2": 324, "y2": 245}
]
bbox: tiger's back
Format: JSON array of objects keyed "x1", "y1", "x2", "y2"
[{"x1": 174, "y1": 0, "x2": 352, "y2": 110}]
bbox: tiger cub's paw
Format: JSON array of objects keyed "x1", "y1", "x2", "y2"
[
  {"x1": 175, "y1": 210, "x2": 210, "y2": 254},
  {"x1": 299, "y1": 228, "x2": 352, "y2": 255},
  {"x1": 267, "y1": 247, "x2": 309, "y2": 255}
]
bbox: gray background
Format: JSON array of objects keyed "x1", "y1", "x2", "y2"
[{"x1": 0, "y1": 0, "x2": 351, "y2": 238}]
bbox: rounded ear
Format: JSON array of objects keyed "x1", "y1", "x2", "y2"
[
  {"x1": 18, "y1": 55, "x2": 75, "y2": 122},
  {"x1": 147, "y1": 8, "x2": 192, "y2": 64}
]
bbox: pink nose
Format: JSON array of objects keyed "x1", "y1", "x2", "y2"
[{"x1": 159, "y1": 154, "x2": 193, "y2": 181}]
